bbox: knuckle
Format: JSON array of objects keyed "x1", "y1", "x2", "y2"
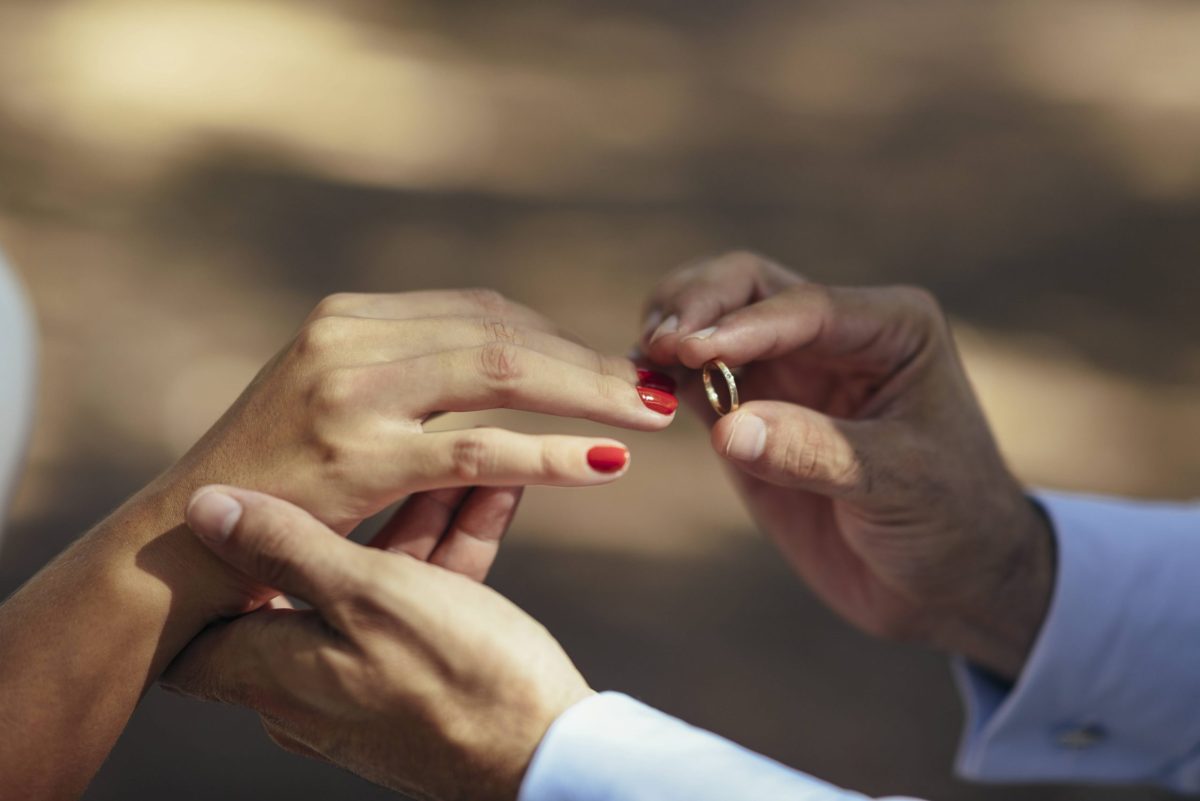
[
  {"x1": 721, "y1": 249, "x2": 769, "y2": 274},
  {"x1": 477, "y1": 341, "x2": 524, "y2": 385},
  {"x1": 538, "y1": 442, "x2": 572, "y2": 482},
  {"x1": 781, "y1": 424, "x2": 825, "y2": 480},
  {"x1": 896, "y1": 285, "x2": 945, "y2": 325},
  {"x1": 595, "y1": 352, "x2": 625, "y2": 378},
  {"x1": 480, "y1": 317, "x2": 525, "y2": 346},
  {"x1": 461, "y1": 287, "x2": 508, "y2": 316},
  {"x1": 787, "y1": 281, "x2": 833, "y2": 310},
  {"x1": 293, "y1": 315, "x2": 351, "y2": 361},
  {"x1": 779, "y1": 422, "x2": 863, "y2": 491},
  {"x1": 592, "y1": 374, "x2": 620, "y2": 403},
  {"x1": 450, "y1": 430, "x2": 497, "y2": 483},
  {"x1": 310, "y1": 292, "x2": 360, "y2": 320}
]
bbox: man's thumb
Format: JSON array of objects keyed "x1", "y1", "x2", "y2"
[
  {"x1": 712, "y1": 401, "x2": 879, "y2": 498},
  {"x1": 186, "y1": 486, "x2": 358, "y2": 607}
]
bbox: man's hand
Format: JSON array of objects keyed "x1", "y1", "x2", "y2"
[
  {"x1": 642, "y1": 252, "x2": 1054, "y2": 680},
  {"x1": 163, "y1": 486, "x2": 591, "y2": 801}
]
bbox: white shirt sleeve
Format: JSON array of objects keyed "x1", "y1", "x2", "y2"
[
  {"x1": 955, "y1": 491, "x2": 1200, "y2": 791},
  {"x1": 0, "y1": 253, "x2": 37, "y2": 542},
  {"x1": 519, "y1": 692, "x2": 923, "y2": 801}
]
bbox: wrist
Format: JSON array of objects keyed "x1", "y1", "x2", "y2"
[
  {"x1": 448, "y1": 683, "x2": 595, "y2": 801},
  {"x1": 95, "y1": 479, "x2": 261, "y2": 623},
  {"x1": 933, "y1": 492, "x2": 1056, "y2": 681}
]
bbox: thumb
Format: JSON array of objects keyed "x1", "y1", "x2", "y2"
[
  {"x1": 186, "y1": 486, "x2": 362, "y2": 608},
  {"x1": 711, "y1": 401, "x2": 885, "y2": 499}
]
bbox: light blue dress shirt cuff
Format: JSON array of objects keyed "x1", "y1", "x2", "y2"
[
  {"x1": 955, "y1": 491, "x2": 1200, "y2": 791},
  {"x1": 519, "y1": 692, "x2": 920, "y2": 801}
]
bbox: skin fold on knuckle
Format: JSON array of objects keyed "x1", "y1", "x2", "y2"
[
  {"x1": 592, "y1": 373, "x2": 622, "y2": 405},
  {"x1": 892, "y1": 285, "x2": 950, "y2": 347},
  {"x1": 595, "y1": 352, "x2": 629, "y2": 381},
  {"x1": 479, "y1": 317, "x2": 525, "y2": 347},
  {"x1": 775, "y1": 421, "x2": 862, "y2": 491},
  {"x1": 476, "y1": 342, "x2": 525, "y2": 393},
  {"x1": 450, "y1": 431, "x2": 497, "y2": 484},
  {"x1": 538, "y1": 441, "x2": 574, "y2": 483}
]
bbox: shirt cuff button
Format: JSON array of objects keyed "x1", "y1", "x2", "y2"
[{"x1": 1056, "y1": 723, "x2": 1108, "y2": 750}]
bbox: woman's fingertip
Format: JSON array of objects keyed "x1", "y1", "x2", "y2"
[
  {"x1": 587, "y1": 445, "x2": 630, "y2": 474},
  {"x1": 638, "y1": 386, "x2": 679, "y2": 416}
]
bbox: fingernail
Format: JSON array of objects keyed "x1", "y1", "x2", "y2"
[
  {"x1": 725, "y1": 413, "x2": 767, "y2": 461},
  {"x1": 648, "y1": 314, "x2": 679, "y2": 344},
  {"x1": 587, "y1": 445, "x2": 629, "y2": 473},
  {"x1": 637, "y1": 368, "x2": 677, "y2": 394},
  {"x1": 187, "y1": 489, "x2": 243, "y2": 544},
  {"x1": 641, "y1": 309, "x2": 664, "y2": 338},
  {"x1": 638, "y1": 386, "x2": 678, "y2": 416},
  {"x1": 684, "y1": 326, "x2": 718, "y2": 342}
]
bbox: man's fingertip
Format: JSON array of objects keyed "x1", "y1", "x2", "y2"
[
  {"x1": 648, "y1": 314, "x2": 680, "y2": 345},
  {"x1": 187, "y1": 489, "x2": 244, "y2": 545},
  {"x1": 682, "y1": 325, "x2": 719, "y2": 342},
  {"x1": 587, "y1": 444, "x2": 630, "y2": 474},
  {"x1": 723, "y1": 413, "x2": 767, "y2": 462}
]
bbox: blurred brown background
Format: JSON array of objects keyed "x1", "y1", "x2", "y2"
[{"x1": 2, "y1": 1, "x2": 1198, "y2": 799}]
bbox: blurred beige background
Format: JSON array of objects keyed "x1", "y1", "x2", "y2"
[{"x1": 1, "y1": 1, "x2": 1197, "y2": 799}]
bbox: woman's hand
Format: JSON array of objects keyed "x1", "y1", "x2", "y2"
[
  {"x1": 641, "y1": 252, "x2": 1052, "y2": 679},
  {"x1": 145, "y1": 289, "x2": 678, "y2": 615},
  {"x1": 164, "y1": 486, "x2": 590, "y2": 801},
  {"x1": 0, "y1": 287, "x2": 674, "y2": 799}
]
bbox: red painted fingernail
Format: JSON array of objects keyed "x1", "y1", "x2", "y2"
[
  {"x1": 587, "y1": 445, "x2": 629, "y2": 473},
  {"x1": 638, "y1": 386, "x2": 678, "y2": 415},
  {"x1": 637, "y1": 369, "x2": 677, "y2": 394}
]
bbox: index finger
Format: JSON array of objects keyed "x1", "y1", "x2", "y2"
[
  {"x1": 642, "y1": 252, "x2": 801, "y2": 364},
  {"x1": 675, "y1": 283, "x2": 945, "y2": 372}
]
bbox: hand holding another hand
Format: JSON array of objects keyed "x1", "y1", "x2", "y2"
[
  {"x1": 161, "y1": 265, "x2": 1057, "y2": 801},
  {"x1": 145, "y1": 288, "x2": 677, "y2": 617},
  {"x1": 165, "y1": 486, "x2": 588, "y2": 801}
]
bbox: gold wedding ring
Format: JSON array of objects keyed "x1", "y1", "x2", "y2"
[{"x1": 702, "y1": 360, "x2": 739, "y2": 416}]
